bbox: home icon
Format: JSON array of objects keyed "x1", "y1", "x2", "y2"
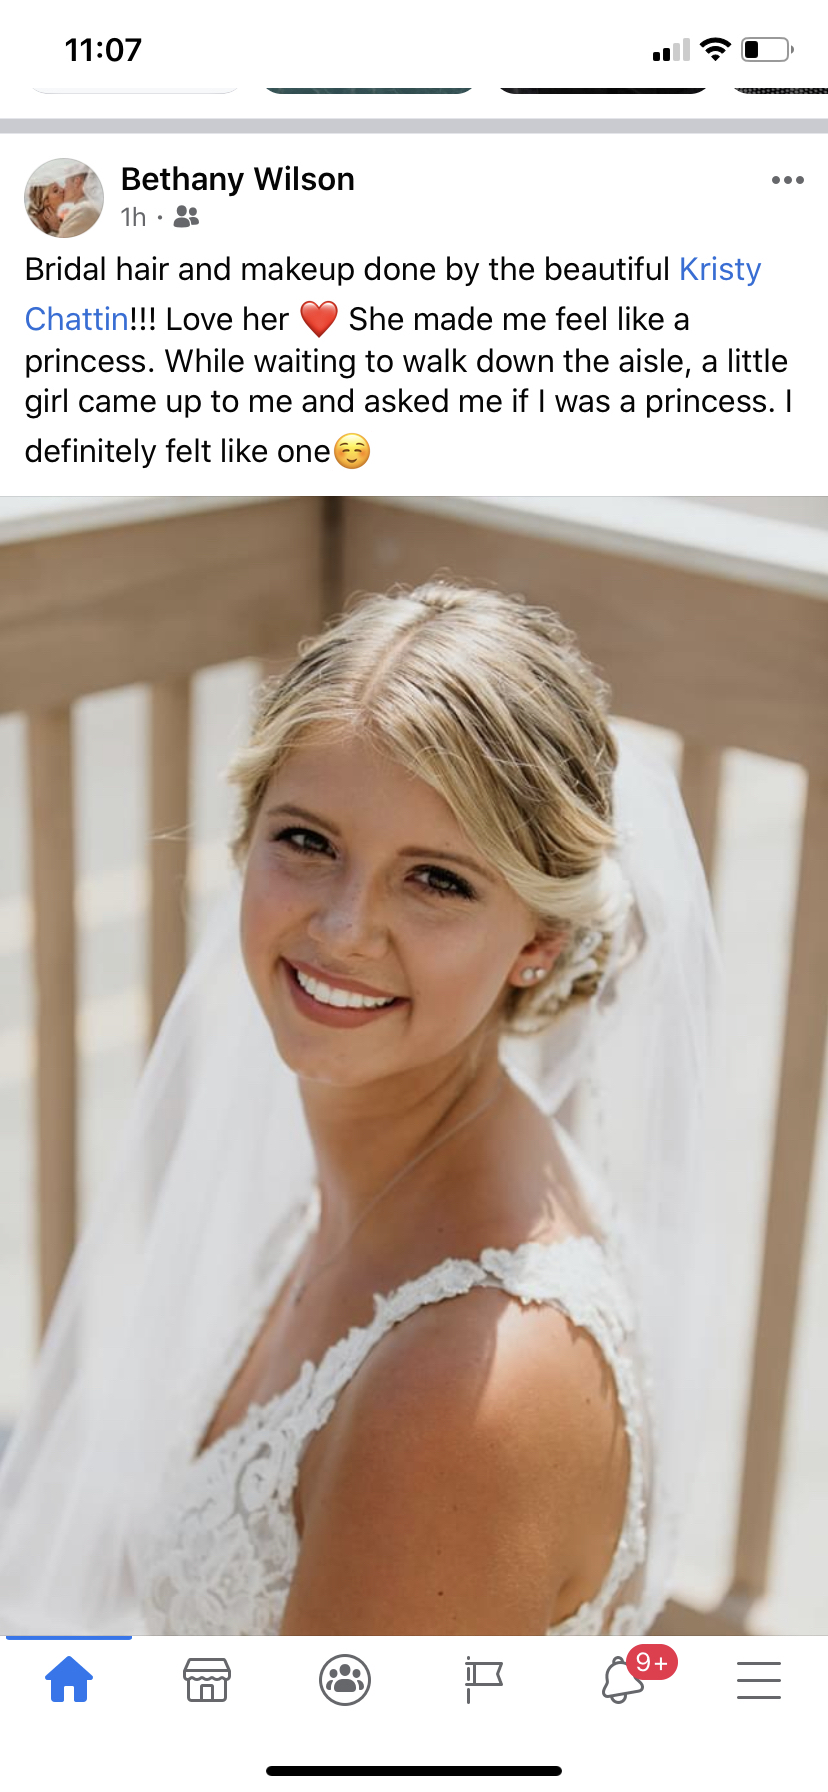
[
  {"x1": 183, "y1": 1657, "x2": 231, "y2": 1702},
  {"x1": 45, "y1": 1656, "x2": 93, "y2": 1703}
]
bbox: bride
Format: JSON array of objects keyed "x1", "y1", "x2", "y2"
[{"x1": 0, "y1": 580, "x2": 718, "y2": 1636}]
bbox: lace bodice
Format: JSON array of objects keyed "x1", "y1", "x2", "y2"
[{"x1": 130, "y1": 1216, "x2": 649, "y2": 1637}]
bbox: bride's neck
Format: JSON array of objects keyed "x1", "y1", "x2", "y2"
[{"x1": 298, "y1": 1052, "x2": 504, "y2": 1240}]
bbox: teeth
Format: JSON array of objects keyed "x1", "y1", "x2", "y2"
[{"x1": 294, "y1": 967, "x2": 396, "y2": 1010}]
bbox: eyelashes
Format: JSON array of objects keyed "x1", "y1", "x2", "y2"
[{"x1": 270, "y1": 827, "x2": 478, "y2": 901}]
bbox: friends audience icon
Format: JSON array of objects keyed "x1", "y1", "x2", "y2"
[
  {"x1": 24, "y1": 156, "x2": 103, "y2": 238},
  {"x1": 174, "y1": 205, "x2": 200, "y2": 228}
]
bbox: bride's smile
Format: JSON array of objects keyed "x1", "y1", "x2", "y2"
[{"x1": 281, "y1": 955, "x2": 409, "y2": 1026}]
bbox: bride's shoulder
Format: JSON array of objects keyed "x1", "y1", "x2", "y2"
[
  {"x1": 287, "y1": 1272, "x2": 631, "y2": 1632},
  {"x1": 343, "y1": 1269, "x2": 629, "y2": 1475}
]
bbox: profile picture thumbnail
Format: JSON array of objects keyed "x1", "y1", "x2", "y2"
[{"x1": 24, "y1": 157, "x2": 104, "y2": 239}]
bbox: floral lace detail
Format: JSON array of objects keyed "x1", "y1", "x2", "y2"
[{"x1": 130, "y1": 1234, "x2": 649, "y2": 1637}]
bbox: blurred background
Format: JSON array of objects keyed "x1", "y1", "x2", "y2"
[{"x1": 0, "y1": 491, "x2": 826, "y2": 1633}]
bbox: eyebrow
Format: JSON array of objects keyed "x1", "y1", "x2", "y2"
[{"x1": 264, "y1": 803, "x2": 496, "y2": 882}]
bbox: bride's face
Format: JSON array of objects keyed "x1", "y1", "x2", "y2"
[{"x1": 240, "y1": 731, "x2": 555, "y2": 1087}]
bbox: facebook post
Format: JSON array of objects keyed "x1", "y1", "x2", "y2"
[
  {"x1": 0, "y1": 8, "x2": 826, "y2": 1789},
  {"x1": 4, "y1": 132, "x2": 823, "y2": 492}
]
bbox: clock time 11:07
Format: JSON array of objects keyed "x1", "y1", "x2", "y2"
[{"x1": 65, "y1": 38, "x2": 142, "y2": 60}]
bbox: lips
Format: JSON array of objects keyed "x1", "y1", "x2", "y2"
[{"x1": 281, "y1": 960, "x2": 408, "y2": 1030}]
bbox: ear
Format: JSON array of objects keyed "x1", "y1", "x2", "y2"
[{"x1": 508, "y1": 929, "x2": 567, "y2": 991}]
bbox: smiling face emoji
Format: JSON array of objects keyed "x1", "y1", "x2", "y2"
[{"x1": 334, "y1": 433, "x2": 370, "y2": 469}]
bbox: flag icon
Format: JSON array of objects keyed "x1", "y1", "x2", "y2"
[{"x1": 465, "y1": 1657, "x2": 504, "y2": 1703}]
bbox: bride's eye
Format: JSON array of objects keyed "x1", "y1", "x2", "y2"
[
  {"x1": 412, "y1": 865, "x2": 477, "y2": 900},
  {"x1": 271, "y1": 827, "x2": 331, "y2": 855}
]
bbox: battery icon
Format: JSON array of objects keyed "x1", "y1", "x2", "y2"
[{"x1": 742, "y1": 37, "x2": 792, "y2": 60}]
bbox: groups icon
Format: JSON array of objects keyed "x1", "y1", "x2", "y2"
[{"x1": 319, "y1": 1654, "x2": 371, "y2": 1705}]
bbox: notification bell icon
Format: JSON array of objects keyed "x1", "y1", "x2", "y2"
[{"x1": 602, "y1": 1656, "x2": 645, "y2": 1703}]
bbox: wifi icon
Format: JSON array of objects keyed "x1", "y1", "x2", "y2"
[{"x1": 700, "y1": 36, "x2": 731, "y2": 60}]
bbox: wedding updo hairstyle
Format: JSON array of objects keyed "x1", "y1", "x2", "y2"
[
  {"x1": 26, "y1": 185, "x2": 56, "y2": 233},
  {"x1": 225, "y1": 580, "x2": 632, "y2": 1037}
]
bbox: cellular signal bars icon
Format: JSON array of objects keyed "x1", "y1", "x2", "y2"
[{"x1": 653, "y1": 39, "x2": 691, "y2": 61}]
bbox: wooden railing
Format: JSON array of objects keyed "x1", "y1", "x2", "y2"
[{"x1": 2, "y1": 493, "x2": 826, "y2": 1635}]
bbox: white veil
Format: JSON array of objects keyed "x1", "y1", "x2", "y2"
[{"x1": 0, "y1": 725, "x2": 720, "y2": 1635}]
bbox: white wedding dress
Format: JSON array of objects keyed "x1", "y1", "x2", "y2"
[{"x1": 130, "y1": 1178, "x2": 650, "y2": 1637}]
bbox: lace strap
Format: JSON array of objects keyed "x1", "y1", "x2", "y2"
[{"x1": 289, "y1": 1234, "x2": 634, "y2": 1453}]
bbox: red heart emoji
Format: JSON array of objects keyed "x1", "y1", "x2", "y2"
[{"x1": 300, "y1": 299, "x2": 338, "y2": 337}]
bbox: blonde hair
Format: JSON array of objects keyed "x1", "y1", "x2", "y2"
[
  {"x1": 26, "y1": 186, "x2": 58, "y2": 232},
  {"x1": 225, "y1": 580, "x2": 630, "y2": 1036}
]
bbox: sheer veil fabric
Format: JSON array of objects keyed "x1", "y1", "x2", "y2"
[{"x1": 0, "y1": 725, "x2": 721, "y2": 1634}]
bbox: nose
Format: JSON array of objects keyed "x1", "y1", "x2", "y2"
[{"x1": 305, "y1": 872, "x2": 389, "y2": 960}]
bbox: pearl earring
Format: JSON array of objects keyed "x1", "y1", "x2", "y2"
[{"x1": 520, "y1": 966, "x2": 545, "y2": 984}]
